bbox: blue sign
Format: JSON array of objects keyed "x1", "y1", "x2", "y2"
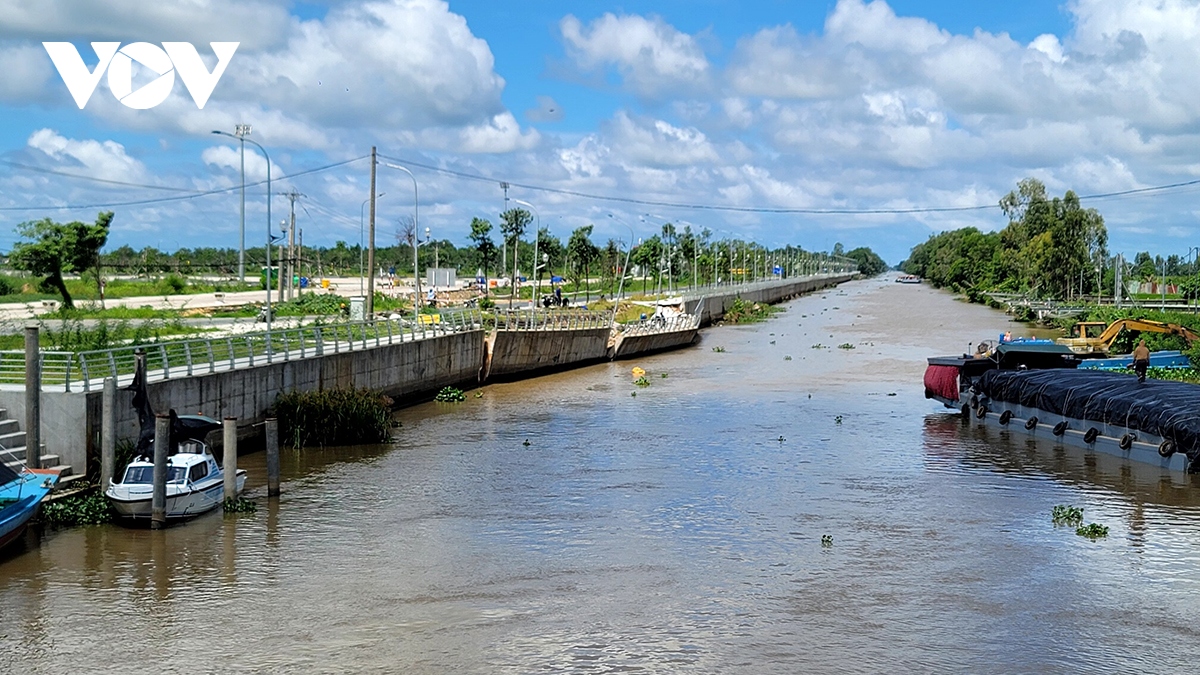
[
  {"x1": 773, "y1": 265, "x2": 783, "y2": 275},
  {"x1": 477, "y1": 276, "x2": 486, "y2": 285}
]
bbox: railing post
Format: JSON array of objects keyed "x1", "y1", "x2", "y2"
[
  {"x1": 80, "y1": 355, "x2": 91, "y2": 391},
  {"x1": 158, "y1": 344, "x2": 170, "y2": 380},
  {"x1": 245, "y1": 336, "x2": 254, "y2": 367},
  {"x1": 184, "y1": 342, "x2": 193, "y2": 376},
  {"x1": 24, "y1": 326, "x2": 41, "y2": 469},
  {"x1": 107, "y1": 351, "x2": 117, "y2": 382},
  {"x1": 206, "y1": 340, "x2": 215, "y2": 373},
  {"x1": 315, "y1": 327, "x2": 325, "y2": 355},
  {"x1": 227, "y1": 337, "x2": 235, "y2": 370}
]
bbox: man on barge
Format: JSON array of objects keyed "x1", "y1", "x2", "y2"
[{"x1": 1133, "y1": 339, "x2": 1150, "y2": 383}]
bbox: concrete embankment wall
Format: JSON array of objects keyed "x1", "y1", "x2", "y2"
[
  {"x1": 0, "y1": 274, "x2": 857, "y2": 478},
  {"x1": 485, "y1": 327, "x2": 612, "y2": 379},
  {"x1": 0, "y1": 329, "x2": 486, "y2": 475},
  {"x1": 610, "y1": 328, "x2": 699, "y2": 359},
  {"x1": 689, "y1": 274, "x2": 855, "y2": 326}
]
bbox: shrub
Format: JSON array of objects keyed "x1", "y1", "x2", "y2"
[{"x1": 275, "y1": 387, "x2": 394, "y2": 449}]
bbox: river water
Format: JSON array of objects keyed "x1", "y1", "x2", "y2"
[{"x1": 4, "y1": 277, "x2": 1200, "y2": 674}]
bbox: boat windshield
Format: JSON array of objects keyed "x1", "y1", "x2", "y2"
[{"x1": 122, "y1": 466, "x2": 188, "y2": 484}]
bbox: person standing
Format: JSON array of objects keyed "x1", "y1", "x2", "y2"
[{"x1": 1132, "y1": 338, "x2": 1151, "y2": 383}]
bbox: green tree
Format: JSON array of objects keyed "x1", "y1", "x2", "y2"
[
  {"x1": 468, "y1": 217, "x2": 496, "y2": 295},
  {"x1": 844, "y1": 247, "x2": 888, "y2": 276},
  {"x1": 10, "y1": 211, "x2": 112, "y2": 309},
  {"x1": 499, "y1": 208, "x2": 532, "y2": 285},
  {"x1": 566, "y1": 225, "x2": 600, "y2": 300}
]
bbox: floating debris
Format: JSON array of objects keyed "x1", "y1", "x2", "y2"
[
  {"x1": 821, "y1": 535, "x2": 833, "y2": 547},
  {"x1": 223, "y1": 497, "x2": 257, "y2": 514},
  {"x1": 777, "y1": 435, "x2": 786, "y2": 442},
  {"x1": 838, "y1": 343, "x2": 855, "y2": 350},
  {"x1": 712, "y1": 346, "x2": 726, "y2": 353},
  {"x1": 632, "y1": 366, "x2": 646, "y2": 377},
  {"x1": 784, "y1": 355, "x2": 793, "y2": 361},
  {"x1": 834, "y1": 415, "x2": 843, "y2": 425},
  {"x1": 435, "y1": 386, "x2": 466, "y2": 402},
  {"x1": 475, "y1": 391, "x2": 484, "y2": 398},
  {"x1": 1076, "y1": 523, "x2": 1110, "y2": 540},
  {"x1": 1052, "y1": 505, "x2": 1084, "y2": 527},
  {"x1": 522, "y1": 439, "x2": 531, "y2": 447},
  {"x1": 660, "y1": 372, "x2": 668, "y2": 379}
]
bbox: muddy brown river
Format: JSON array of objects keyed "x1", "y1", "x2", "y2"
[{"x1": 4, "y1": 277, "x2": 1200, "y2": 674}]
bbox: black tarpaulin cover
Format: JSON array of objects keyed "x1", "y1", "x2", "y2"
[{"x1": 977, "y1": 369, "x2": 1200, "y2": 455}]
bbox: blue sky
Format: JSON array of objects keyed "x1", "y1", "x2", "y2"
[{"x1": 0, "y1": 0, "x2": 1198, "y2": 264}]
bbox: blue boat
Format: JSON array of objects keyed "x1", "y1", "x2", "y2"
[
  {"x1": 1078, "y1": 350, "x2": 1191, "y2": 371},
  {"x1": 0, "y1": 462, "x2": 59, "y2": 552}
]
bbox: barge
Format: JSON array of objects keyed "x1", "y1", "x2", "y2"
[{"x1": 925, "y1": 341, "x2": 1200, "y2": 473}]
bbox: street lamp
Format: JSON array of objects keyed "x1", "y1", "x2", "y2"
[
  {"x1": 212, "y1": 125, "x2": 251, "y2": 282},
  {"x1": 607, "y1": 214, "x2": 636, "y2": 308},
  {"x1": 360, "y1": 193, "x2": 384, "y2": 295},
  {"x1": 512, "y1": 199, "x2": 540, "y2": 309},
  {"x1": 381, "y1": 162, "x2": 419, "y2": 318},
  {"x1": 212, "y1": 128, "x2": 272, "y2": 332}
]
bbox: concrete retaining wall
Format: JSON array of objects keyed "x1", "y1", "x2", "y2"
[
  {"x1": 485, "y1": 327, "x2": 612, "y2": 379},
  {"x1": 688, "y1": 274, "x2": 855, "y2": 325},
  {"x1": 610, "y1": 328, "x2": 699, "y2": 359},
  {"x1": 0, "y1": 329, "x2": 486, "y2": 475}
]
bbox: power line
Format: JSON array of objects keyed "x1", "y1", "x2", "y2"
[
  {"x1": 378, "y1": 152, "x2": 1200, "y2": 215},
  {"x1": 0, "y1": 160, "x2": 207, "y2": 193},
  {"x1": 0, "y1": 155, "x2": 370, "y2": 212}
]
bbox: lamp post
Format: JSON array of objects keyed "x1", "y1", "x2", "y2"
[
  {"x1": 607, "y1": 214, "x2": 636, "y2": 307},
  {"x1": 216, "y1": 124, "x2": 250, "y2": 282},
  {"x1": 360, "y1": 193, "x2": 384, "y2": 296},
  {"x1": 513, "y1": 199, "x2": 540, "y2": 308},
  {"x1": 212, "y1": 128, "x2": 272, "y2": 330},
  {"x1": 381, "y1": 163, "x2": 419, "y2": 318}
]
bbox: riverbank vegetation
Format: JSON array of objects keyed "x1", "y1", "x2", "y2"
[
  {"x1": 900, "y1": 178, "x2": 1107, "y2": 302},
  {"x1": 723, "y1": 298, "x2": 782, "y2": 323},
  {"x1": 275, "y1": 387, "x2": 394, "y2": 448}
]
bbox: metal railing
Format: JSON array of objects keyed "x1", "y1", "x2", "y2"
[
  {"x1": 616, "y1": 299, "x2": 703, "y2": 338},
  {"x1": 491, "y1": 308, "x2": 613, "y2": 331},
  {"x1": 0, "y1": 309, "x2": 484, "y2": 392}
]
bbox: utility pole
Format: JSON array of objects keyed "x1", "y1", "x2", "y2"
[
  {"x1": 284, "y1": 190, "x2": 303, "y2": 300},
  {"x1": 234, "y1": 124, "x2": 251, "y2": 282},
  {"x1": 367, "y1": 147, "x2": 377, "y2": 316},
  {"x1": 500, "y1": 181, "x2": 509, "y2": 284},
  {"x1": 298, "y1": 228, "x2": 303, "y2": 295}
]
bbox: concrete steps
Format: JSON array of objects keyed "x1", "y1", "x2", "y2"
[{"x1": 0, "y1": 407, "x2": 78, "y2": 484}]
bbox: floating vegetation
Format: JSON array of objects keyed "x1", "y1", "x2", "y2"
[
  {"x1": 634, "y1": 376, "x2": 651, "y2": 387},
  {"x1": 223, "y1": 497, "x2": 257, "y2": 514},
  {"x1": 1076, "y1": 523, "x2": 1110, "y2": 540},
  {"x1": 834, "y1": 415, "x2": 844, "y2": 425},
  {"x1": 522, "y1": 439, "x2": 531, "y2": 446},
  {"x1": 821, "y1": 534, "x2": 833, "y2": 547},
  {"x1": 39, "y1": 488, "x2": 114, "y2": 527},
  {"x1": 712, "y1": 346, "x2": 726, "y2": 353},
  {"x1": 1052, "y1": 505, "x2": 1085, "y2": 527},
  {"x1": 784, "y1": 355, "x2": 793, "y2": 361},
  {"x1": 435, "y1": 386, "x2": 466, "y2": 403},
  {"x1": 724, "y1": 298, "x2": 782, "y2": 324},
  {"x1": 777, "y1": 435, "x2": 786, "y2": 443},
  {"x1": 769, "y1": 340, "x2": 776, "y2": 345},
  {"x1": 474, "y1": 391, "x2": 484, "y2": 398},
  {"x1": 631, "y1": 392, "x2": 637, "y2": 397},
  {"x1": 838, "y1": 343, "x2": 855, "y2": 350},
  {"x1": 887, "y1": 392, "x2": 897, "y2": 397},
  {"x1": 275, "y1": 387, "x2": 394, "y2": 449},
  {"x1": 811, "y1": 344, "x2": 824, "y2": 349},
  {"x1": 660, "y1": 372, "x2": 668, "y2": 379}
]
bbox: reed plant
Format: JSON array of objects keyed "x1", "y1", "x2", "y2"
[{"x1": 275, "y1": 387, "x2": 394, "y2": 448}]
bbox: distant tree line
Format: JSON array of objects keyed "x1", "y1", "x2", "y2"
[{"x1": 900, "y1": 178, "x2": 1107, "y2": 301}]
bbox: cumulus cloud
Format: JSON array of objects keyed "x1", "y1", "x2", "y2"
[
  {"x1": 560, "y1": 12, "x2": 710, "y2": 97},
  {"x1": 606, "y1": 111, "x2": 719, "y2": 167},
  {"x1": 27, "y1": 128, "x2": 147, "y2": 179}
]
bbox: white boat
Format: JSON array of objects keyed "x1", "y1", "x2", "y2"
[
  {"x1": 106, "y1": 437, "x2": 247, "y2": 521},
  {"x1": 106, "y1": 410, "x2": 247, "y2": 522}
]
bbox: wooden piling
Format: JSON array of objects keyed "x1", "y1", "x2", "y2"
[
  {"x1": 223, "y1": 417, "x2": 238, "y2": 502},
  {"x1": 101, "y1": 377, "x2": 116, "y2": 489},
  {"x1": 24, "y1": 325, "x2": 40, "y2": 469},
  {"x1": 151, "y1": 413, "x2": 170, "y2": 529},
  {"x1": 265, "y1": 417, "x2": 280, "y2": 497}
]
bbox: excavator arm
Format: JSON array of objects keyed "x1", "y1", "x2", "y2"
[{"x1": 1059, "y1": 318, "x2": 1200, "y2": 355}]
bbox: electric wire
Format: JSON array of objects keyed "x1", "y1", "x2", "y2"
[{"x1": 0, "y1": 155, "x2": 370, "y2": 212}]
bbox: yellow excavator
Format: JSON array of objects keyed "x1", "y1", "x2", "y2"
[{"x1": 1056, "y1": 318, "x2": 1200, "y2": 356}]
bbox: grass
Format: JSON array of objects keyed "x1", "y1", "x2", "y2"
[
  {"x1": 0, "y1": 318, "x2": 210, "y2": 351},
  {"x1": 723, "y1": 297, "x2": 782, "y2": 324}
]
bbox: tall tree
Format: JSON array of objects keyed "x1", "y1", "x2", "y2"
[
  {"x1": 567, "y1": 225, "x2": 600, "y2": 300},
  {"x1": 499, "y1": 208, "x2": 532, "y2": 287},
  {"x1": 10, "y1": 211, "x2": 112, "y2": 309},
  {"x1": 468, "y1": 217, "x2": 496, "y2": 295}
]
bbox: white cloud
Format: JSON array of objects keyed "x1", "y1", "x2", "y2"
[
  {"x1": 27, "y1": 128, "x2": 147, "y2": 179},
  {"x1": 560, "y1": 12, "x2": 710, "y2": 97},
  {"x1": 607, "y1": 111, "x2": 718, "y2": 167}
]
